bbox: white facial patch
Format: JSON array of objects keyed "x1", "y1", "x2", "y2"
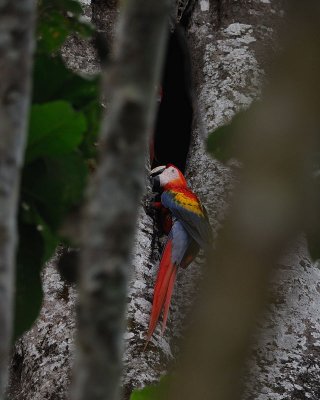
[{"x1": 159, "y1": 166, "x2": 180, "y2": 187}]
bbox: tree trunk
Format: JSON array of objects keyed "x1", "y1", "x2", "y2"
[
  {"x1": 0, "y1": 1, "x2": 36, "y2": 397},
  {"x1": 8, "y1": 1, "x2": 320, "y2": 400},
  {"x1": 71, "y1": 1, "x2": 170, "y2": 399}
]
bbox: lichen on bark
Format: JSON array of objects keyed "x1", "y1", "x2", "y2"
[{"x1": 8, "y1": 253, "x2": 76, "y2": 400}]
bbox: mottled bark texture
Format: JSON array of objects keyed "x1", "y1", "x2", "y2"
[
  {"x1": 8, "y1": 253, "x2": 77, "y2": 400},
  {"x1": 71, "y1": 1, "x2": 170, "y2": 400},
  {"x1": 7, "y1": 1, "x2": 320, "y2": 400},
  {"x1": 61, "y1": 1, "x2": 99, "y2": 75},
  {"x1": 0, "y1": 1, "x2": 36, "y2": 397},
  {"x1": 91, "y1": 0, "x2": 118, "y2": 56}
]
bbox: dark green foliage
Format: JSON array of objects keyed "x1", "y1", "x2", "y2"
[
  {"x1": 130, "y1": 377, "x2": 170, "y2": 400},
  {"x1": 22, "y1": 153, "x2": 88, "y2": 230},
  {"x1": 15, "y1": 224, "x2": 45, "y2": 339},
  {"x1": 307, "y1": 232, "x2": 320, "y2": 261},
  {"x1": 206, "y1": 103, "x2": 258, "y2": 163},
  {"x1": 32, "y1": 53, "x2": 99, "y2": 108},
  {"x1": 32, "y1": 52, "x2": 101, "y2": 160},
  {"x1": 37, "y1": 0, "x2": 93, "y2": 54},
  {"x1": 207, "y1": 110, "x2": 243, "y2": 163},
  {"x1": 26, "y1": 101, "x2": 87, "y2": 162},
  {"x1": 207, "y1": 121, "x2": 235, "y2": 163},
  {"x1": 15, "y1": 0, "x2": 101, "y2": 338}
]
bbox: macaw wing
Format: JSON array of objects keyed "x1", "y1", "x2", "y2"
[{"x1": 161, "y1": 190, "x2": 212, "y2": 251}]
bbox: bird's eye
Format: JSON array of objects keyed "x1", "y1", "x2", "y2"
[{"x1": 171, "y1": 169, "x2": 175, "y2": 173}]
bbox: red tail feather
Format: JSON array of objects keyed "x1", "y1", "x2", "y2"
[
  {"x1": 145, "y1": 239, "x2": 176, "y2": 346},
  {"x1": 161, "y1": 264, "x2": 177, "y2": 334}
]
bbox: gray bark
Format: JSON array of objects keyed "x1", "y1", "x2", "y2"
[
  {"x1": 7, "y1": 1, "x2": 320, "y2": 400},
  {"x1": 71, "y1": 1, "x2": 170, "y2": 400},
  {"x1": 8, "y1": 252, "x2": 76, "y2": 400},
  {"x1": 0, "y1": 1, "x2": 36, "y2": 397},
  {"x1": 61, "y1": 2, "x2": 100, "y2": 76}
]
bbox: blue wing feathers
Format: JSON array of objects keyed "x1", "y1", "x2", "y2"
[{"x1": 161, "y1": 191, "x2": 212, "y2": 251}]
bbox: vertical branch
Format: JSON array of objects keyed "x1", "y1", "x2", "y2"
[
  {"x1": 0, "y1": 0, "x2": 36, "y2": 397},
  {"x1": 72, "y1": 1, "x2": 171, "y2": 400}
]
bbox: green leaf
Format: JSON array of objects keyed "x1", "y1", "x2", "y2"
[
  {"x1": 207, "y1": 103, "x2": 258, "y2": 163},
  {"x1": 307, "y1": 233, "x2": 320, "y2": 260},
  {"x1": 14, "y1": 210, "x2": 59, "y2": 339},
  {"x1": 26, "y1": 101, "x2": 87, "y2": 163},
  {"x1": 21, "y1": 153, "x2": 88, "y2": 230},
  {"x1": 14, "y1": 0, "x2": 100, "y2": 340},
  {"x1": 14, "y1": 223, "x2": 44, "y2": 339},
  {"x1": 33, "y1": 54, "x2": 100, "y2": 108},
  {"x1": 14, "y1": 152, "x2": 87, "y2": 338},
  {"x1": 15, "y1": 152, "x2": 87, "y2": 338},
  {"x1": 80, "y1": 100, "x2": 101, "y2": 158},
  {"x1": 207, "y1": 122, "x2": 236, "y2": 163},
  {"x1": 14, "y1": 200, "x2": 62, "y2": 339},
  {"x1": 61, "y1": 0, "x2": 83, "y2": 15},
  {"x1": 32, "y1": 55, "x2": 101, "y2": 158},
  {"x1": 130, "y1": 377, "x2": 170, "y2": 400},
  {"x1": 20, "y1": 202, "x2": 60, "y2": 261},
  {"x1": 37, "y1": 11, "x2": 70, "y2": 53},
  {"x1": 37, "y1": 0, "x2": 92, "y2": 53}
]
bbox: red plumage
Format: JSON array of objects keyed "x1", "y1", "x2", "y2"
[
  {"x1": 145, "y1": 164, "x2": 212, "y2": 347},
  {"x1": 145, "y1": 239, "x2": 176, "y2": 346}
]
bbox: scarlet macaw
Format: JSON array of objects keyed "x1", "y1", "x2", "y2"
[{"x1": 146, "y1": 164, "x2": 212, "y2": 344}]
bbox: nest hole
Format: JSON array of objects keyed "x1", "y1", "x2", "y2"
[{"x1": 152, "y1": 26, "x2": 193, "y2": 173}]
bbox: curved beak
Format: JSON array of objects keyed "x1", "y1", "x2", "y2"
[
  {"x1": 150, "y1": 165, "x2": 166, "y2": 192},
  {"x1": 150, "y1": 165, "x2": 166, "y2": 177}
]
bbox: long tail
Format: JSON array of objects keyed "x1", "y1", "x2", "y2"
[
  {"x1": 145, "y1": 239, "x2": 177, "y2": 346},
  {"x1": 161, "y1": 264, "x2": 177, "y2": 334}
]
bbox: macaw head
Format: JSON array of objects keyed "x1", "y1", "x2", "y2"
[{"x1": 150, "y1": 164, "x2": 187, "y2": 192}]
